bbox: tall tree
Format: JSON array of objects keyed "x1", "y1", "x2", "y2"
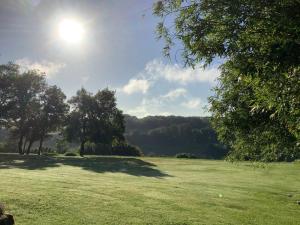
[
  {"x1": 23, "y1": 100, "x2": 42, "y2": 155},
  {"x1": 65, "y1": 88, "x2": 125, "y2": 156},
  {"x1": 0, "y1": 63, "x2": 19, "y2": 124},
  {"x1": 5, "y1": 69, "x2": 46, "y2": 154},
  {"x1": 91, "y1": 89, "x2": 122, "y2": 145},
  {"x1": 37, "y1": 85, "x2": 69, "y2": 155},
  {"x1": 154, "y1": 0, "x2": 300, "y2": 161},
  {"x1": 0, "y1": 63, "x2": 69, "y2": 155},
  {"x1": 66, "y1": 88, "x2": 94, "y2": 156}
]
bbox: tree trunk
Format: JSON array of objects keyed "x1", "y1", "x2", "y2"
[
  {"x1": 18, "y1": 135, "x2": 24, "y2": 155},
  {"x1": 26, "y1": 140, "x2": 33, "y2": 155},
  {"x1": 22, "y1": 139, "x2": 27, "y2": 155},
  {"x1": 38, "y1": 135, "x2": 44, "y2": 156},
  {"x1": 80, "y1": 121, "x2": 86, "y2": 157},
  {"x1": 80, "y1": 140, "x2": 85, "y2": 157}
]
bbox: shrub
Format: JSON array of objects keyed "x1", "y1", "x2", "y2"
[
  {"x1": 112, "y1": 143, "x2": 143, "y2": 156},
  {"x1": 94, "y1": 143, "x2": 112, "y2": 155},
  {"x1": 3, "y1": 141, "x2": 17, "y2": 153},
  {"x1": 64, "y1": 152, "x2": 78, "y2": 156},
  {"x1": 175, "y1": 153, "x2": 197, "y2": 159}
]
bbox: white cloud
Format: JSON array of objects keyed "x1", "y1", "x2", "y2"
[
  {"x1": 163, "y1": 88, "x2": 187, "y2": 100},
  {"x1": 126, "y1": 105, "x2": 147, "y2": 118},
  {"x1": 144, "y1": 59, "x2": 220, "y2": 84},
  {"x1": 182, "y1": 98, "x2": 202, "y2": 109},
  {"x1": 15, "y1": 58, "x2": 65, "y2": 78},
  {"x1": 120, "y1": 59, "x2": 219, "y2": 96},
  {"x1": 127, "y1": 97, "x2": 168, "y2": 118},
  {"x1": 122, "y1": 78, "x2": 150, "y2": 95},
  {"x1": 120, "y1": 59, "x2": 218, "y2": 117},
  {"x1": 126, "y1": 94, "x2": 207, "y2": 118}
]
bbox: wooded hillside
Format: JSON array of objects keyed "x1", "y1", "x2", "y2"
[{"x1": 124, "y1": 115, "x2": 227, "y2": 158}]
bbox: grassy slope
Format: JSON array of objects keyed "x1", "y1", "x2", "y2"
[{"x1": 0, "y1": 154, "x2": 299, "y2": 225}]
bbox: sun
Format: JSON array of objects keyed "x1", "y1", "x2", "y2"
[{"x1": 58, "y1": 18, "x2": 84, "y2": 44}]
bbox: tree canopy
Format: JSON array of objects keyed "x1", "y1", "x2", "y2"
[
  {"x1": 0, "y1": 63, "x2": 70, "y2": 155},
  {"x1": 154, "y1": 0, "x2": 300, "y2": 161},
  {"x1": 65, "y1": 88, "x2": 125, "y2": 156},
  {"x1": 0, "y1": 63, "x2": 125, "y2": 156}
]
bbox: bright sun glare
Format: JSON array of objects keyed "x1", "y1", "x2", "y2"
[{"x1": 58, "y1": 19, "x2": 84, "y2": 44}]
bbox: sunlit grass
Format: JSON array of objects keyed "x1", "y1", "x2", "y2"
[{"x1": 0, "y1": 154, "x2": 299, "y2": 225}]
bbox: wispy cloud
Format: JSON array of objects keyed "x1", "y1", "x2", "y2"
[
  {"x1": 163, "y1": 88, "x2": 187, "y2": 100},
  {"x1": 127, "y1": 97, "x2": 168, "y2": 117},
  {"x1": 120, "y1": 58, "x2": 218, "y2": 117},
  {"x1": 120, "y1": 59, "x2": 220, "y2": 96},
  {"x1": 144, "y1": 59, "x2": 220, "y2": 85},
  {"x1": 15, "y1": 58, "x2": 66, "y2": 78},
  {"x1": 122, "y1": 78, "x2": 151, "y2": 95},
  {"x1": 181, "y1": 98, "x2": 202, "y2": 109},
  {"x1": 126, "y1": 89, "x2": 207, "y2": 118}
]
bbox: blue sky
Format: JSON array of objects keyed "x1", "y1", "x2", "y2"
[{"x1": 0, "y1": 0, "x2": 220, "y2": 117}]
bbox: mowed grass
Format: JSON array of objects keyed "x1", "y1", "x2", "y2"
[{"x1": 0, "y1": 154, "x2": 299, "y2": 225}]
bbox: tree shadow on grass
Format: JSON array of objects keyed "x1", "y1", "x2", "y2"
[{"x1": 0, "y1": 153, "x2": 171, "y2": 178}]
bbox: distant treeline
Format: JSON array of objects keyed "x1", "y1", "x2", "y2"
[
  {"x1": 124, "y1": 115, "x2": 228, "y2": 159},
  {"x1": 0, "y1": 115, "x2": 228, "y2": 159}
]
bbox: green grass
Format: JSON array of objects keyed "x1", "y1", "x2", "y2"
[{"x1": 0, "y1": 154, "x2": 299, "y2": 225}]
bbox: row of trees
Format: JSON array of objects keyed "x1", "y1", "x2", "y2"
[
  {"x1": 154, "y1": 0, "x2": 299, "y2": 161},
  {"x1": 0, "y1": 63, "x2": 126, "y2": 156}
]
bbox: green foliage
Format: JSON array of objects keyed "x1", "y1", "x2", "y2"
[
  {"x1": 112, "y1": 142, "x2": 143, "y2": 157},
  {"x1": 4, "y1": 67, "x2": 46, "y2": 154},
  {"x1": 209, "y1": 62, "x2": 299, "y2": 161},
  {"x1": 154, "y1": 0, "x2": 300, "y2": 161},
  {"x1": 37, "y1": 85, "x2": 69, "y2": 154},
  {"x1": 94, "y1": 143, "x2": 112, "y2": 155},
  {"x1": 83, "y1": 141, "x2": 96, "y2": 154},
  {"x1": 64, "y1": 152, "x2": 78, "y2": 157},
  {"x1": 70, "y1": 140, "x2": 143, "y2": 157},
  {"x1": 175, "y1": 153, "x2": 197, "y2": 159},
  {"x1": 0, "y1": 63, "x2": 20, "y2": 122},
  {"x1": 0, "y1": 63, "x2": 68, "y2": 155},
  {"x1": 65, "y1": 88, "x2": 125, "y2": 156},
  {"x1": 2, "y1": 138, "x2": 17, "y2": 153},
  {"x1": 55, "y1": 139, "x2": 68, "y2": 154}
]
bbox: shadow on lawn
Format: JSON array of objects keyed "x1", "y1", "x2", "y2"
[{"x1": 0, "y1": 153, "x2": 170, "y2": 178}]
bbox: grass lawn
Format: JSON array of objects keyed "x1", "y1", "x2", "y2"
[{"x1": 0, "y1": 154, "x2": 299, "y2": 225}]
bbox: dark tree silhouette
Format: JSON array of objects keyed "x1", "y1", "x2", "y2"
[{"x1": 65, "y1": 88, "x2": 125, "y2": 156}]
